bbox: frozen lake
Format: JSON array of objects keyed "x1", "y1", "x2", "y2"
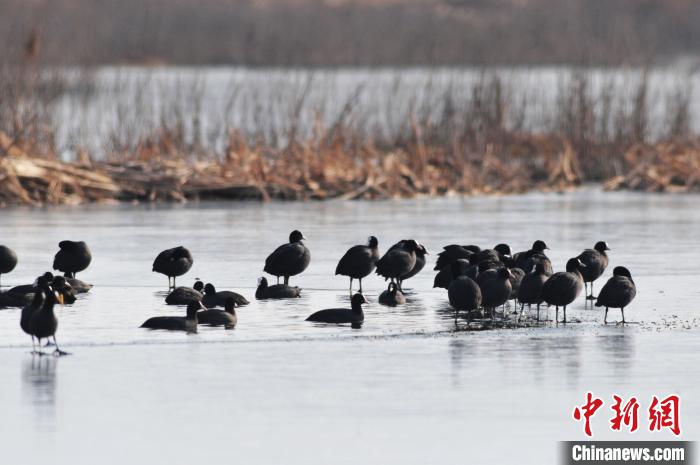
[{"x1": 0, "y1": 189, "x2": 697, "y2": 463}]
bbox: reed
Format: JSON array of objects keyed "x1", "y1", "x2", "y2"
[{"x1": 0, "y1": 66, "x2": 697, "y2": 205}]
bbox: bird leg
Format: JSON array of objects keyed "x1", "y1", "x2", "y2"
[
  {"x1": 358, "y1": 278, "x2": 363, "y2": 294},
  {"x1": 276, "y1": 276, "x2": 280, "y2": 285},
  {"x1": 349, "y1": 278, "x2": 353, "y2": 294},
  {"x1": 555, "y1": 306, "x2": 559, "y2": 324},
  {"x1": 536, "y1": 303, "x2": 540, "y2": 322},
  {"x1": 586, "y1": 282, "x2": 596, "y2": 300},
  {"x1": 621, "y1": 308, "x2": 626, "y2": 324},
  {"x1": 517, "y1": 302, "x2": 525, "y2": 322},
  {"x1": 284, "y1": 276, "x2": 289, "y2": 285},
  {"x1": 52, "y1": 336, "x2": 70, "y2": 356},
  {"x1": 604, "y1": 307, "x2": 609, "y2": 324},
  {"x1": 563, "y1": 305, "x2": 567, "y2": 324},
  {"x1": 454, "y1": 309, "x2": 459, "y2": 326}
]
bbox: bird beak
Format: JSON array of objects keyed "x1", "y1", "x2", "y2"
[{"x1": 55, "y1": 292, "x2": 64, "y2": 305}]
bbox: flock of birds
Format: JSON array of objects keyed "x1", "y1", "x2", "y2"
[{"x1": 0, "y1": 231, "x2": 637, "y2": 356}]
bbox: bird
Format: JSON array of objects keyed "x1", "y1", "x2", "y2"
[
  {"x1": 50, "y1": 276, "x2": 77, "y2": 304},
  {"x1": 433, "y1": 258, "x2": 474, "y2": 289},
  {"x1": 255, "y1": 277, "x2": 301, "y2": 299},
  {"x1": 596, "y1": 266, "x2": 636, "y2": 324},
  {"x1": 375, "y1": 239, "x2": 420, "y2": 285},
  {"x1": 0, "y1": 245, "x2": 18, "y2": 286},
  {"x1": 335, "y1": 236, "x2": 380, "y2": 293},
  {"x1": 140, "y1": 300, "x2": 203, "y2": 333},
  {"x1": 152, "y1": 246, "x2": 193, "y2": 289},
  {"x1": 508, "y1": 267, "x2": 525, "y2": 305},
  {"x1": 30, "y1": 277, "x2": 68, "y2": 355},
  {"x1": 447, "y1": 261, "x2": 482, "y2": 324},
  {"x1": 53, "y1": 240, "x2": 92, "y2": 278},
  {"x1": 577, "y1": 241, "x2": 611, "y2": 299},
  {"x1": 494, "y1": 243, "x2": 515, "y2": 268},
  {"x1": 202, "y1": 283, "x2": 249, "y2": 308},
  {"x1": 477, "y1": 267, "x2": 514, "y2": 319},
  {"x1": 5, "y1": 272, "x2": 54, "y2": 297},
  {"x1": 0, "y1": 289, "x2": 33, "y2": 307},
  {"x1": 378, "y1": 282, "x2": 406, "y2": 307},
  {"x1": 306, "y1": 293, "x2": 367, "y2": 326},
  {"x1": 396, "y1": 242, "x2": 428, "y2": 290},
  {"x1": 434, "y1": 244, "x2": 480, "y2": 271},
  {"x1": 198, "y1": 297, "x2": 238, "y2": 329},
  {"x1": 514, "y1": 240, "x2": 552, "y2": 276},
  {"x1": 264, "y1": 230, "x2": 310, "y2": 285},
  {"x1": 64, "y1": 276, "x2": 93, "y2": 294},
  {"x1": 541, "y1": 258, "x2": 586, "y2": 323},
  {"x1": 473, "y1": 248, "x2": 501, "y2": 265},
  {"x1": 517, "y1": 263, "x2": 548, "y2": 321},
  {"x1": 165, "y1": 280, "x2": 204, "y2": 305},
  {"x1": 20, "y1": 278, "x2": 48, "y2": 353}
]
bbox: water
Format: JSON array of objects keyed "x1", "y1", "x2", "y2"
[
  {"x1": 53, "y1": 66, "x2": 700, "y2": 157},
  {"x1": 0, "y1": 189, "x2": 698, "y2": 464}
]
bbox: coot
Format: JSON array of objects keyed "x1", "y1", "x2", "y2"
[
  {"x1": 202, "y1": 283, "x2": 249, "y2": 308},
  {"x1": 20, "y1": 279, "x2": 47, "y2": 353},
  {"x1": 596, "y1": 266, "x2": 636, "y2": 324},
  {"x1": 0, "y1": 289, "x2": 32, "y2": 308},
  {"x1": 198, "y1": 297, "x2": 238, "y2": 329},
  {"x1": 152, "y1": 246, "x2": 193, "y2": 289},
  {"x1": 508, "y1": 267, "x2": 525, "y2": 303},
  {"x1": 51, "y1": 276, "x2": 78, "y2": 304},
  {"x1": 477, "y1": 268, "x2": 514, "y2": 318},
  {"x1": 514, "y1": 240, "x2": 553, "y2": 276},
  {"x1": 517, "y1": 263, "x2": 548, "y2": 321},
  {"x1": 30, "y1": 278, "x2": 68, "y2": 355},
  {"x1": 389, "y1": 240, "x2": 427, "y2": 290},
  {"x1": 433, "y1": 258, "x2": 472, "y2": 289},
  {"x1": 64, "y1": 276, "x2": 93, "y2": 294},
  {"x1": 0, "y1": 245, "x2": 18, "y2": 286},
  {"x1": 447, "y1": 262, "x2": 482, "y2": 324},
  {"x1": 434, "y1": 244, "x2": 480, "y2": 271},
  {"x1": 576, "y1": 241, "x2": 611, "y2": 299},
  {"x1": 541, "y1": 258, "x2": 586, "y2": 323},
  {"x1": 53, "y1": 241, "x2": 92, "y2": 278},
  {"x1": 140, "y1": 300, "x2": 202, "y2": 333},
  {"x1": 335, "y1": 236, "x2": 380, "y2": 293},
  {"x1": 255, "y1": 277, "x2": 301, "y2": 299},
  {"x1": 264, "y1": 230, "x2": 310, "y2": 285},
  {"x1": 306, "y1": 293, "x2": 367, "y2": 325},
  {"x1": 375, "y1": 239, "x2": 420, "y2": 285},
  {"x1": 378, "y1": 282, "x2": 406, "y2": 307},
  {"x1": 165, "y1": 280, "x2": 204, "y2": 305}
]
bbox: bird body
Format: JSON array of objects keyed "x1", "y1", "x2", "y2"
[
  {"x1": 198, "y1": 298, "x2": 237, "y2": 329},
  {"x1": 397, "y1": 242, "x2": 428, "y2": 285},
  {"x1": 517, "y1": 263, "x2": 548, "y2": 320},
  {"x1": 434, "y1": 244, "x2": 479, "y2": 271},
  {"x1": 53, "y1": 241, "x2": 92, "y2": 278},
  {"x1": 0, "y1": 245, "x2": 18, "y2": 285},
  {"x1": 202, "y1": 283, "x2": 249, "y2": 308},
  {"x1": 306, "y1": 293, "x2": 367, "y2": 325},
  {"x1": 596, "y1": 266, "x2": 636, "y2": 323},
  {"x1": 477, "y1": 267, "x2": 513, "y2": 316},
  {"x1": 541, "y1": 258, "x2": 586, "y2": 323},
  {"x1": 165, "y1": 281, "x2": 204, "y2": 305},
  {"x1": 255, "y1": 277, "x2": 300, "y2": 299},
  {"x1": 264, "y1": 230, "x2": 310, "y2": 285},
  {"x1": 21, "y1": 290, "x2": 44, "y2": 351},
  {"x1": 376, "y1": 239, "x2": 420, "y2": 284},
  {"x1": 152, "y1": 246, "x2": 193, "y2": 288},
  {"x1": 335, "y1": 236, "x2": 379, "y2": 293},
  {"x1": 378, "y1": 282, "x2": 406, "y2": 307},
  {"x1": 577, "y1": 241, "x2": 611, "y2": 299},
  {"x1": 64, "y1": 276, "x2": 93, "y2": 293},
  {"x1": 448, "y1": 265, "x2": 482, "y2": 324},
  {"x1": 141, "y1": 301, "x2": 202, "y2": 333},
  {"x1": 514, "y1": 240, "x2": 552, "y2": 276}
]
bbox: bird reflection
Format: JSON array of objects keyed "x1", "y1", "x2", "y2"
[{"x1": 22, "y1": 355, "x2": 58, "y2": 428}]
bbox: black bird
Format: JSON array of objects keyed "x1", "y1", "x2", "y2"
[
  {"x1": 447, "y1": 262, "x2": 482, "y2": 324},
  {"x1": 152, "y1": 246, "x2": 193, "y2": 289},
  {"x1": 64, "y1": 276, "x2": 93, "y2": 294},
  {"x1": 20, "y1": 278, "x2": 48, "y2": 353},
  {"x1": 51, "y1": 276, "x2": 77, "y2": 304},
  {"x1": 335, "y1": 236, "x2": 380, "y2": 293},
  {"x1": 577, "y1": 241, "x2": 611, "y2": 299},
  {"x1": 202, "y1": 283, "x2": 249, "y2": 308},
  {"x1": 6, "y1": 272, "x2": 54, "y2": 297},
  {"x1": 30, "y1": 277, "x2": 68, "y2": 355},
  {"x1": 375, "y1": 239, "x2": 420, "y2": 285},
  {"x1": 255, "y1": 277, "x2": 301, "y2": 299},
  {"x1": 494, "y1": 243, "x2": 515, "y2": 268},
  {"x1": 378, "y1": 282, "x2": 406, "y2": 307},
  {"x1": 390, "y1": 240, "x2": 428, "y2": 290},
  {"x1": 433, "y1": 258, "x2": 473, "y2": 289},
  {"x1": 541, "y1": 258, "x2": 586, "y2": 323},
  {"x1": 165, "y1": 280, "x2": 204, "y2": 305},
  {"x1": 434, "y1": 244, "x2": 480, "y2": 271},
  {"x1": 53, "y1": 241, "x2": 91, "y2": 278},
  {"x1": 596, "y1": 266, "x2": 636, "y2": 324},
  {"x1": 198, "y1": 297, "x2": 238, "y2": 329},
  {"x1": 0, "y1": 245, "x2": 18, "y2": 286},
  {"x1": 517, "y1": 263, "x2": 548, "y2": 321},
  {"x1": 140, "y1": 300, "x2": 203, "y2": 333},
  {"x1": 264, "y1": 230, "x2": 310, "y2": 285},
  {"x1": 508, "y1": 267, "x2": 525, "y2": 304},
  {"x1": 306, "y1": 293, "x2": 368, "y2": 326},
  {"x1": 477, "y1": 267, "x2": 514, "y2": 319},
  {"x1": 514, "y1": 240, "x2": 553, "y2": 276},
  {"x1": 474, "y1": 248, "x2": 501, "y2": 265}
]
